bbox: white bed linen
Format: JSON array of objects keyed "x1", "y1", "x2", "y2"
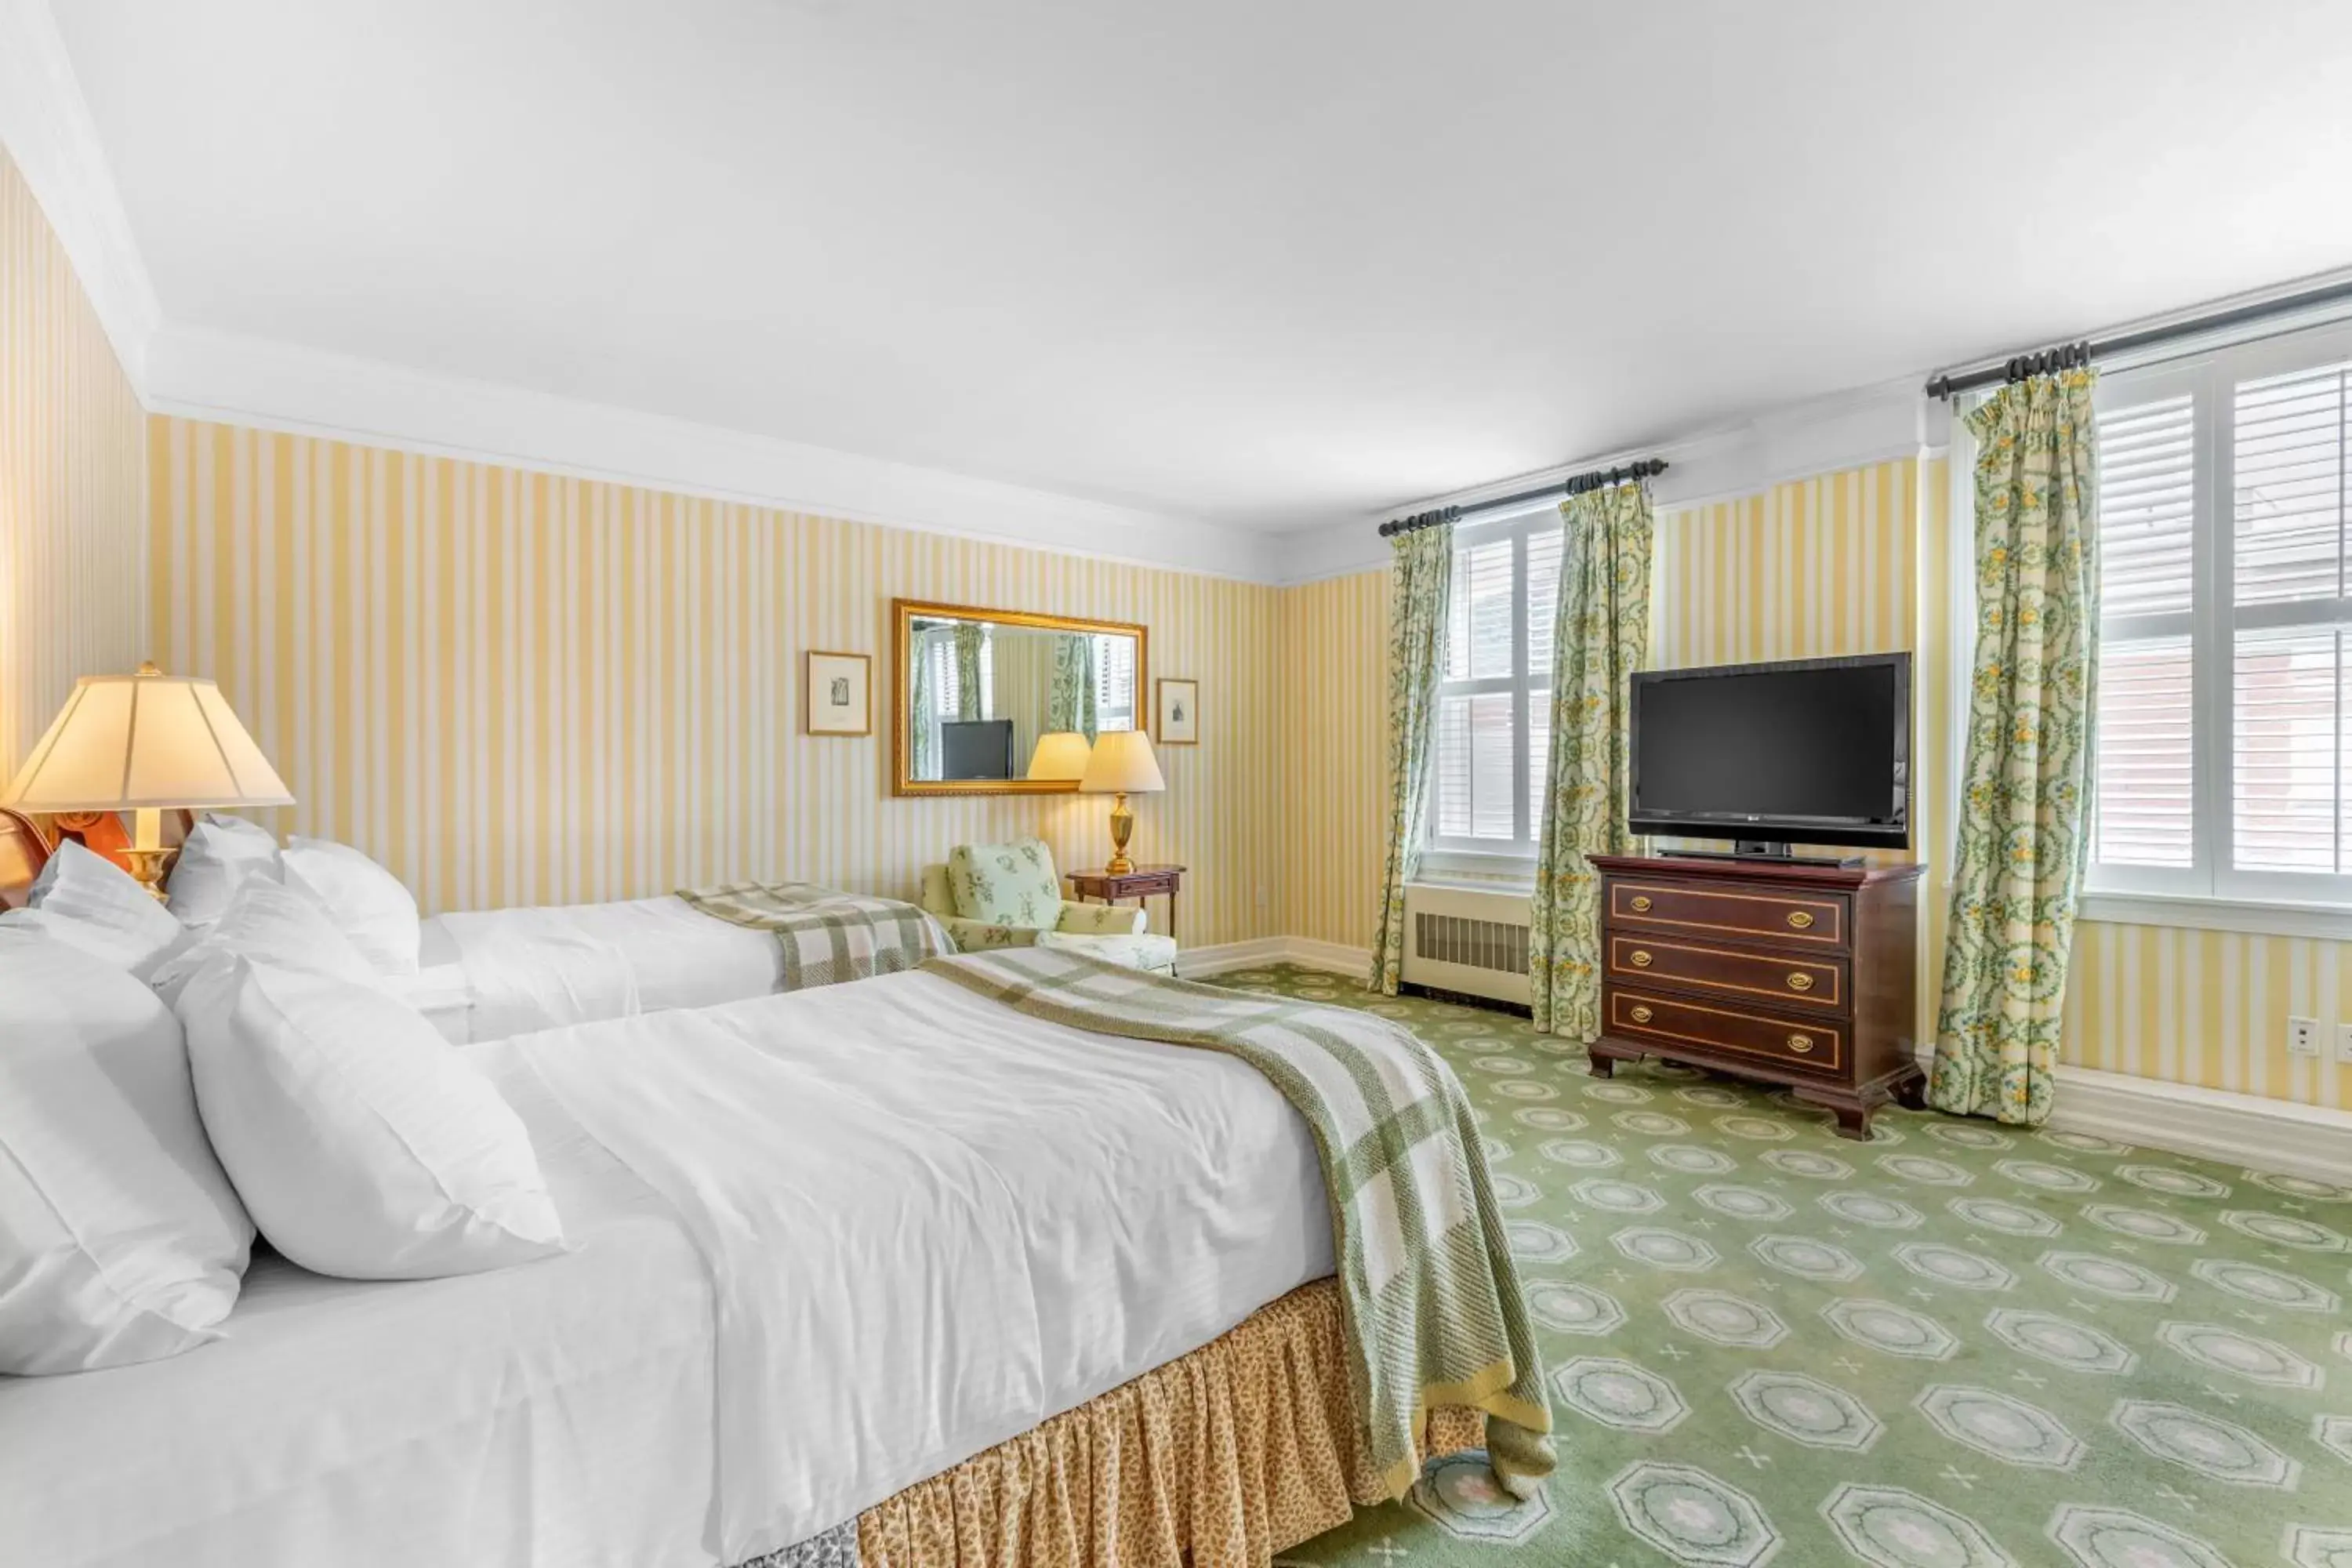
[
  {"x1": 1, "y1": 1064, "x2": 719, "y2": 1568},
  {"x1": 426, "y1": 895, "x2": 783, "y2": 1040},
  {"x1": 508, "y1": 969, "x2": 1332, "y2": 1561},
  {"x1": 8, "y1": 970, "x2": 1330, "y2": 1568}
]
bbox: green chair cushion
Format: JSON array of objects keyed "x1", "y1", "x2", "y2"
[{"x1": 946, "y1": 837, "x2": 1065, "y2": 931}]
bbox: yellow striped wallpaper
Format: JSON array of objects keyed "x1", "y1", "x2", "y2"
[
  {"x1": 1277, "y1": 568, "x2": 1389, "y2": 953},
  {"x1": 0, "y1": 147, "x2": 147, "y2": 780},
  {"x1": 148, "y1": 416, "x2": 1287, "y2": 945},
  {"x1": 2063, "y1": 922, "x2": 2349, "y2": 1108}
]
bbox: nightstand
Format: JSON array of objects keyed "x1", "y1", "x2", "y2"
[{"x1": 1066, "y1": 863, "x2": 1185, "y2": 971}]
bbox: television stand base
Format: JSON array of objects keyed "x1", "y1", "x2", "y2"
[{"x1": 1661, "y1": 843, "x2": 1866, "y2": 869}]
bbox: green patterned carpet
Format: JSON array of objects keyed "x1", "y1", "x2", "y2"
[{"x1": 1214, "y1": 966, "x2": 2352, "y2": 1568}]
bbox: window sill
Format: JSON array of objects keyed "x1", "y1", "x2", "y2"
[
  {"x1": 1414, "y1": 848, "x2": 1537, "y2": 894},
  {"x1": 2078, "y1": 890, "x2": 2352, "y2": 942}
]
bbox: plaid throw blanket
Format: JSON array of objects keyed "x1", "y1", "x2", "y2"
[
  {"x1": 920, "y1": 946, "x2": 1555, "y2": 1501},
  {"x1": 679, "y1": 882, "x2": 949, "y2": 992}
]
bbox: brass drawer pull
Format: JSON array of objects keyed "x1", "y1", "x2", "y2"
[
  {"x1": 1787, "y1": 1033, "x2": 1815, "y2": 1053},
  {"x1": 1629, "y1": 1005, "x2": 1654, "y2": 1024},
  {"x1": 1628, "y1": 895, "x2": 1653, "y2": 913},
  {"x1": 1628, "y1": 949, "x2": 1653, "y2": 968},
  {"x1": 1786, "y1": 910, "x2": 1815, "y2": 929},
  {"x1": 1786, "y1": 972, "x2": 1815, "y2": 992}
]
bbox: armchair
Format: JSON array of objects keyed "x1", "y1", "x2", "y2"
[{"x1": 920, "y1": 840, "x2": 1178, "y2": 975}]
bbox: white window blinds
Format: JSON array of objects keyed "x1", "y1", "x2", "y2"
[
  {"x1": 1428, "y1": 514, "x2": 1563, "y2": 856},
  {"x1": 2085, "y1": 329, "x2": 2352, "y2": 905}
]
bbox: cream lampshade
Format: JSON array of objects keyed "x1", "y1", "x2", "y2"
[
  {"x1": 1078, "y1": 728, "x2": 1164, "y2": 875},
  {"x1": 1, "y1": 662, "x2": 293, "y2": 899},
  {"x1": 1026, "y1": 731, "x2": 1094, "y2": 782}
]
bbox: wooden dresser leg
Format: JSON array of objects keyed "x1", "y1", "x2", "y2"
[
  {"x1": 1586, "y1": 1040, "x2": 1630, "y2": 1079},
  {"x1": 1795, "y1": 1086, "x2": 1875, "y2": 1142}
]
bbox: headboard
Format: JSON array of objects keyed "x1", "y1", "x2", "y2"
[
  {"x1": 0, "y1": 808, "x2": 53, "y2": 909},
  {"x1": 0, "y1": 808, "x2": 198, "y2": 909}
]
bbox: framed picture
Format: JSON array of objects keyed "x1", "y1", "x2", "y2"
[
  {"x1": 805, "y1": 650, "x2": 871, "y2": 736},
  {"x1": 1156, "y1": 677, "x2": 1199, "y2": 745}
]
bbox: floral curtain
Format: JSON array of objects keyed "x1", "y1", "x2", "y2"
[
  {"x1": 1928, "y1": 368, "x2": 2100, "y2": 1126},
  {"x1": 954, "y1": 623, "x2": 987, "y2": 720},
  {"x1": 1367, "y1": 516, "x2": 1454, "y2": 996},
  {"x1": 1528, "y1": 484, "x2": 1653, "y2": 1039},
  {"x1": 910, "y1": 630, "x2": 939, "y2": 779},
  {"x1": 1050, "y1": 633, "x2": 1099, "y2": 741}
]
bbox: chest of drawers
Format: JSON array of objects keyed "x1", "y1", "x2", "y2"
[{"x1": 1586, "y1": 854, "x2": 1926, "y2": 1140}]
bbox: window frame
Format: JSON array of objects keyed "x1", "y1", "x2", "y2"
[
  {"x1": 2085, "y1": 319, "x2": 2352, "y2": 910},
  {"x1": 1421, "y1": 504, "x2": 1563, "y2": 871}
]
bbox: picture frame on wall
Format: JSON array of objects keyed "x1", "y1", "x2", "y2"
[
  {"x1": 805, "y1": 650, "x2": 872, "y2": 736},
  {"x1": 1156, "y1": 677, "x2": 1199, "y2": 745}
]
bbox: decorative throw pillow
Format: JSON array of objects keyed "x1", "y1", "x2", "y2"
[
  {"x1": 947, "y1": 837, "x2": 1064, "y2": 930},
  {"x1": 176, "y1": 957, "x2": 566, "y2": 1279},
  {"x1": 165, "y1": 812, "x2": 283, "y2": 929},
  {"x1": 280, "y1": 836, "x2": 421, "y2": 977},
  {"x1": 147, "y1": 874, "x2": 383, "y2": 1007},
  {"x1": 0, "y1": 928, "x2": 253, "y2": 1374},
  {"x1": 19, "y1": 838, "x2": 187, "y2": 977}
]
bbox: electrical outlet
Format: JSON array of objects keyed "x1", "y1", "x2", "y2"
[
  {"x1": 2288, "y1": 1016, "x2": 2321, "y2": 1058},
  {"x1": 2336, "y1": 1023, "x2": 2352, "y2": 1065}
]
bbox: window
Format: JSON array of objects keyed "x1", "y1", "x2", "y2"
[
  {"x1": 2086, "y1": 323, "x2": 2352, "y2": 906},
  {"x1": 1091, "y1": 634, "x2": 1134, "y2": 732},
  {"x1": 1426, "y1": 510, "x2": 1563, "y2": 860}
]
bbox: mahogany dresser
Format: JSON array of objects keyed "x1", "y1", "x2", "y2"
[{"x1": 1586, "y1": 853, "x2": 1925, "y2": 1140}]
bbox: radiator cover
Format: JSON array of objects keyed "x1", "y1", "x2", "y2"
[{"x1": 1400, "y1": 884, "x2": 1532, "y2": 1005}]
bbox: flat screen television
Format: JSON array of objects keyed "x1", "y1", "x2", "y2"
[
  {"x1": 1628, "y1": 652, "x2": 1910, "y2": 855},
  {"x1": 940, "y1": 718, "x2": 1016, "y2": 780}
]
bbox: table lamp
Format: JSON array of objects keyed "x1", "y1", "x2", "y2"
[
  {"x1": 1025, "y1": 731, "x2": 1093, "y2": 782},
  {"x1": 0, "y1": 662, "x2": 293, "y2": 900},
  {"x1": 1079, "y1": 728, "x2": 1164, "y2": 874}
]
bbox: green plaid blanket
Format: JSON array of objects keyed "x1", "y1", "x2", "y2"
[
  {"x1": 678, "y1": 882, "x2": 948, "y2": 992},
  {"x1": 920, "y1": 946, "x2": 1555, "y2": 1501}
]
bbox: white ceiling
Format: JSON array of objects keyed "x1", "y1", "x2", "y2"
[{"x1": 46, "y1": 0, "x2": 2352, "y2": 533}]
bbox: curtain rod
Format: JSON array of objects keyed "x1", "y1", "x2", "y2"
[
  {"x1": 1924, "y1": 275, "x2": 2352, "y2": 401},
  {"x1": 1377, "y1": 457, "x2": 1668, "y2": 538}
]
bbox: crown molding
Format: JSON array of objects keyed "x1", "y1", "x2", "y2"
[
  {"x1": 142, "y1": 325, "x2": 1280, "y2": 581},
  {"x1": 0, "y1": 0, "x2": 161, "y2": 386}
]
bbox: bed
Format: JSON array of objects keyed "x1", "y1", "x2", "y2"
[
  {"x1": 420, "y1": 893, "x2": 791, "y2": 1040},
  {"x1": 4, "y1": 968, "x2": 1377, "y2": 1567},
  {"x1": 4, "y1": 808, "x2": 1527, "y2": 1568}
]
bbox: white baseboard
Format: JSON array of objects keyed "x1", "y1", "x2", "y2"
[
  {"x1": 1193, "y1": 935, "x2": 2352, "y2": 1186},
  {"x1": 1180, "y1": 935, "x2": 1370, "y2": 979},
  {"x1": 2042, "y1": 1063, "x2": 2352, "y2": 1187},
  {"x1": 1177, "y1": 938, "x2": 1293, "y2": 978}
]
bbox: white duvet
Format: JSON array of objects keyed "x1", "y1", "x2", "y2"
[
  {"x1": 426, "y1": 894, "x2": 786, "y2": 1040},
  {"x1": 5, "y1": 968, "x2": 1331, "y2": 1568}
]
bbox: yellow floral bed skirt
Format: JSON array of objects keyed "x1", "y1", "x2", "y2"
[{"x1": 856, "y1": 1279, "x2": 1483, "y2": 1568}]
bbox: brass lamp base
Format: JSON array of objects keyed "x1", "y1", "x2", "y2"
[
  {"x1": 125, "y1": 808, "x2": 171, "y2": 902},
  {"x1": 1105, "y1": 791, "x2": 1135, "y2": 874}
]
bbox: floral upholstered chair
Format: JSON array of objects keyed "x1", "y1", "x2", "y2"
[{"x1": 921, "y1": 837, "x2": 1178, "y2": 975}]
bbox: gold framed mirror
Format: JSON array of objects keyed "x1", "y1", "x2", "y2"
[{"x1": 891, "y1": 599, "x2": 1147, "y2": 797}]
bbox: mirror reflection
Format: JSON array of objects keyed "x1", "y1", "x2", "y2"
[{"x1": 892, "y1": 602, "x2": 1145, "y2": 795}]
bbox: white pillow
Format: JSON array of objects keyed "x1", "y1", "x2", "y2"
[
  {"x1": 165, "y1": 812, "x2": 283, "y2": 929},
  {"x1": 22, "y1": 838, "x2": 187, "y2": 976},
  {"x1": 279, "y1": 837, "x2": 421, "y2": 977},
  {"x1": 0, "y1": 929, "x2": 253, "y2": 1374},
  {"x1": 147, "y1": 874, "x2": 381, "y2": 1007},
  {"x1": 176, "y1": 958, "x2": 565, "y2": 1279}
]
